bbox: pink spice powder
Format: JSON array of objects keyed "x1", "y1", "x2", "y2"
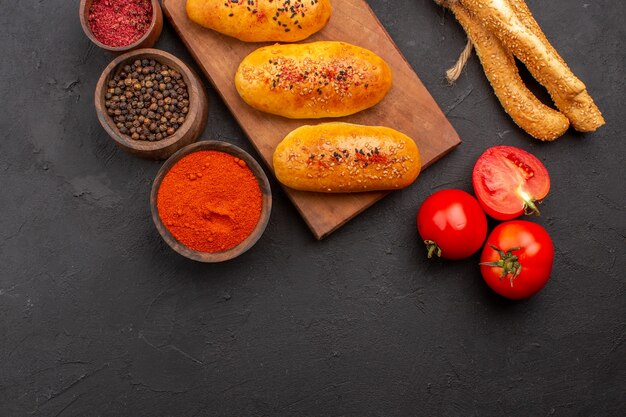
[{"x1": 88, "y1": 0, "x2": 153, "y2": 47}]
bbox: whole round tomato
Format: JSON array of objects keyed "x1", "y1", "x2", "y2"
[
  {"x1": 480, "y1": 220, "x2": 554, "y2": 299},
  {"x1": 473, "y1": 146, "x2": 550, "y2": 220},
  {"x1": 416, "y1": 189, "x2": 487, "y2": 260}
]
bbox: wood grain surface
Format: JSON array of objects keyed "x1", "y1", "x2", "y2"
[{"x1": 162, "y1": 0, "x2": 460, "y2": 239}]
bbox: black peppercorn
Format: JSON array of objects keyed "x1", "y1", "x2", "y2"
[{"x1": 104, "y1": 59, "x2": 189, "y2": 141}]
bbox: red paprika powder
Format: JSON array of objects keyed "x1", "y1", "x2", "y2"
[
  {"x1": 157, "y1": 151, "x2": 263, "y2": 253},
  {"x1": 88, "y1": 0, "x2": 153, "y2": 47}
]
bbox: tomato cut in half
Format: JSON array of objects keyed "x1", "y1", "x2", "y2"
[{"x1": 472, "y1": 146, "x2": 550, "y2": 221}]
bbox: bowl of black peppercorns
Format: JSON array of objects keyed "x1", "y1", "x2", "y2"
[{"x1": 95, "y1": 48, "x2": 208, "y2": 160}]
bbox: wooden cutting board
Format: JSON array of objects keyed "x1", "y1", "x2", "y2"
[{"x1": 162, "y1": 0, "x2": 460, "y2": 239}]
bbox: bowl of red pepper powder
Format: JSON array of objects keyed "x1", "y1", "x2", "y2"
[
  {"x1": 79, "y1": 0, "x2": 163, "y2": 53},
  {"x1": 151, "y1": 141, "x2": 272, "y2": 262}
]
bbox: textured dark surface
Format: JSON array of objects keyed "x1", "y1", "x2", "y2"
[{"x1": 1, "y1": 1, "x2": 624, "y2": 416}]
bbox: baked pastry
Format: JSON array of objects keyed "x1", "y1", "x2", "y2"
[
  {"x1": 459, "y1": 0, "x2": 604, "y2": 132},
  {"x1": 449, "y1": 4, "x2": 569, "y2": 140},
  {"x1": 186, "y1": 0, "x2": 332, "y2": 42},
  {"x1": 437, "y1": 0, "x2": 604, "y2": 138},
  {"x1": 235, "y1": 41, "x2": 393, "y2": 119},
  {"x1": 505, "y1": 0, "x2": 604, "y2": 132},
  {"x1": 273, "y1": 122, "x2": 421, "y2": 192}
]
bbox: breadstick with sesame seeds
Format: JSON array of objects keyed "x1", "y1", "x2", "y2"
[
  {"x1": 448, "y1": 3, "x2": 569, "y2": 140},
  {"x1": 459, "y1": 0, "x2": 604, "y2": 132},
  {"x1": 506, "y1": 0, "x2": 604, "y2": 132}
]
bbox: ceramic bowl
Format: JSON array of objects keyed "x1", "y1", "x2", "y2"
[
  {"x1": 150, "y1": 141, "x2": 272, "y2": 262},
  {"x1": 94, "y1": 48, "x2": 209, "y2": 160},
  {"x1": 79, "y1": 0, "x2": 163, "y2": 53}
]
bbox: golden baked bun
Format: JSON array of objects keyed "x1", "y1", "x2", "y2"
[
  {"x1": 186, "y1": 0, "x2": 332, "y2": 42},
  {"x1": 235, "y1": 41, "x2": 393, "y2": 119},
  {"x1": 273, "y1": 123, "x2": 421, "y2": 193}
]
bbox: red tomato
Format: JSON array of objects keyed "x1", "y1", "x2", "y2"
[
  {"x1": 416, "y1": 189, "x2": 488, "y2": 260},
  {"x1": 480, "y1": 220, "x2": 554, "y2": 299},
  {"x1": 472, "y1": 146, "x2": 550, "y2": 220}
]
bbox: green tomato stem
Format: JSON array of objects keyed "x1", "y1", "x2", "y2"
[
  {"x1": 523, "y1": 199, "x2": 541, "y2": 216},
  {"x1": 480, "y1": 245, "x2": 523, "y2": 287},
  {"x1": 424, "y1": 240, "x2": 442, "y2": 259},
  {"x1": 517, "y1": 188, "x2": 541, "y2": 216}
]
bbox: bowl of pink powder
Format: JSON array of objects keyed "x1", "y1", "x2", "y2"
[{"x1": 79, "y1": 0, "x2": 163, "y2": 53}]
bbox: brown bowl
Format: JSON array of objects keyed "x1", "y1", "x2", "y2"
[
  {"x1": 94, "y1": 48, "x2": 209, "y2": 160},
  {"x1": 79, "y1": 0, "x2": 163, "y2": 53},
  {"x1": 150, "y1": 141, "x2": 273, "y2": 262}
]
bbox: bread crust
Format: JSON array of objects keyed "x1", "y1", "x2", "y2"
[
  {"x1": 186, "y1": 0, "x2": 332, "y2": 42},
  {"x1": 461, "y1": 0, "x2": 584, "y2": 98},
  {"x1": 506, "y1": 0, "x2": 604, "y2": 132},
  {"x1": 460, "y1": 0, "x2": 604, "y2": 132},
  {"x1": 450, "y1": 4, "x2": 569, "y2": 141},
  {"x1": 235, "y1": 41, "x2": 393, "y2": 119},
  {"x1": 273, "y1": 123, "x2": 421, "y2": 193}
]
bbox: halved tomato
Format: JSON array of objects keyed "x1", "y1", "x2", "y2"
[{"x1": 472, "y1": 146, "x2": 550, "y2": 220}]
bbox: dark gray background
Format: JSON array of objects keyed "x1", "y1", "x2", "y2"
[{"x1": 1, "y1": 1, "x2": 624, "y2": 416}]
